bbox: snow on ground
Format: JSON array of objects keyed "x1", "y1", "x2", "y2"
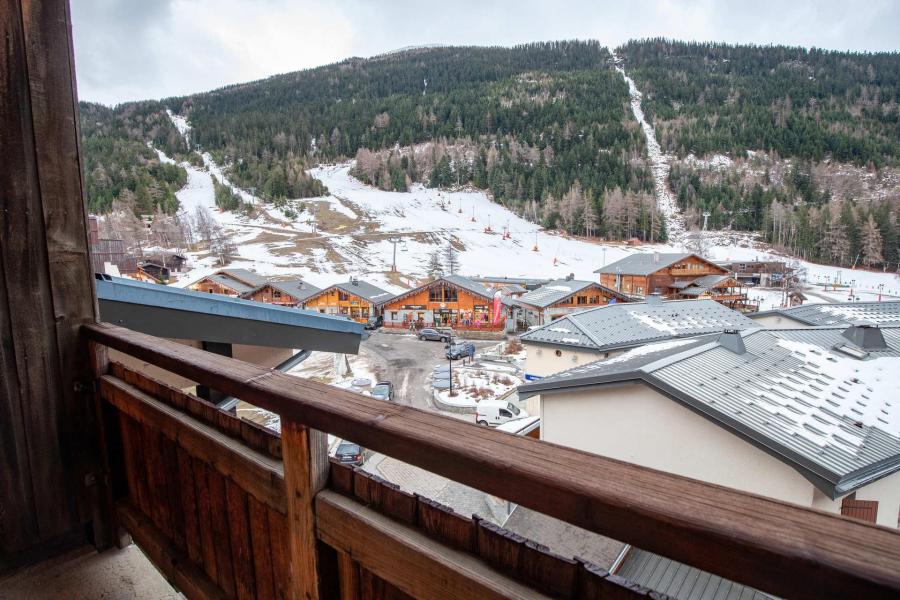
[
  {"x1": 158, "y1": 110, "x2": 900, "y2": 307},
  {"x1": 612, "y1": 52, "x2": 685, "y2": 243},
  {"x1": 435, "y1": 364, "x2": 523, "y2": 408}
]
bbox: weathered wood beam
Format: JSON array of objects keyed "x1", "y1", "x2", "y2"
[
  {"x1": 282, "y1": 420, "x2": 328, "y2": 599},
  {"x1": 84, "y1": 322, "x2": 900, "y2": 599},
  {"x1": 316, "y1": 490, "x2": 548, "y2": 600}
]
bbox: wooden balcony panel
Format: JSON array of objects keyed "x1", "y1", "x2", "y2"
[{"x1": 85, "y1": 322, "x2": 900, "y2": 600}]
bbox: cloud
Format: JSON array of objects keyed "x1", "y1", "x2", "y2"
[{"x1": 71, "y1": 0, "x2": 900, "y2": 106}]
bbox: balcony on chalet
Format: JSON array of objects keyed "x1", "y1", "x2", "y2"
[{"x1": 3, "y1": 3, "x2": 900, "y2": 600}]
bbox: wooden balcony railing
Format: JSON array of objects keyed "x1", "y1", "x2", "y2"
[{"x1": 84, "y1": 322, "x2": 900, "y2": 600}]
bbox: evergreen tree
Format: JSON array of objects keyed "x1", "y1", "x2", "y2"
[{"x1": 443, "y1": 240, "x2": 460, "y2": 275}]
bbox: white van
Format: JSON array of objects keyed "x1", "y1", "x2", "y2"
[{"x1": 475, "y1": 400, "x2": 528, "y2": 427}]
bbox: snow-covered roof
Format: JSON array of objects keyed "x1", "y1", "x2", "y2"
[
  {"x1": 520, "y1": 299, "x2": 758, "y2": 351},
  {"x1": 520, "y1": 325, "x2": 900, "y2": 497},
  {"x1": 753, "y1": 301, "x2": 900, "y2": 327},
  {"x1": 594, "y1": 252, "x2": 694, "y2": 275},
  {"x1": 516, "y1": 279, "x2": 629, "y2": 309},
  {"x1": 219, "y1": 268, "x2": 267, "y2": 287},
  {"x1": 206, "y1": 273, "x2": 256, "y2": 294}
]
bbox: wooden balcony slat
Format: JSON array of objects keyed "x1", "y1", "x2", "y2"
[
  {"x1": 85, "y1": 322, "x2": 900, "y2": 599},
  {"x1": 100, "y1": 375, "x2": 287, "y2": 514},
  {"x1": 316, "y1": 490, "x2": 549, "y2": 600},
  {"x1": 116, "y1": 501, "x2": 227, "y2": 600}
]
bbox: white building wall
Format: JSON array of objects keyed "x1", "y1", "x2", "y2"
[
  {"x1": 541, "y1": 384, "x2": 815, "y2": 506},
  {"x1": 749, "y1": 314, "x2": 808, "y2": 329}
]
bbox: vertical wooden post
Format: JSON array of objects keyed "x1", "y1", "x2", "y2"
[
  {"x1": 282, "y1": 419, "x2": 329, "y2": 599},
  {"x1": 337, "y1": 550, "x2": 360, "y2": 600}
]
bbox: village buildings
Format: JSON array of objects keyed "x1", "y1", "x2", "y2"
[
  {"x1": 519, "y1": 325, "x2": 900, "y2": 528},
  {"x1": 243, "y1": 278, "x2": 321, "y2": 308},
  {"x1": 596, "y1": 252, "x2": 750, "y2": 310},
  {"x1": 382, "y1": 274, "x2": 505, "y2": 330},
  {"x1": 519, "y1": 298, "x2": 759, "y2": 387},
  {"x1": 514, "y1": 275, "x2": 632, "y2": 327},
  {"x1": 302, "y1": 279, "x2": 395, "y2": 322}
]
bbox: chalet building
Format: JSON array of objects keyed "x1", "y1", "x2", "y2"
[
  {"x1": 137, "y1": 261, "x2": 171, "y2": 283},
  {"x1": 751, "y1": 300, "x2": 900, "y2": 329},
  {"x1": 302, "y1": 280, "x2": 395, "y2": 322},
  {"x1": 519, "y1": 298, "x2": 758, "y2": 388},
  {"x1": 243, "y1": 278, "x2": 321, "y2": 308},
  {"x1": 519, "y1": 325, "x2": 900, "y2": 528},
  {"x1": 515, "y1": 275, "x2": 632, "y2": 327},
  {"x1": 188, "y1": 268, "x2": 267, "y2": 296},
  {"x1": 144, "y1": 252, "x2": 189, "y2": 273},
  {"x1": 88, "y1": 215, "x2": 138, "y2": 275},
  {"x1": 596, "y1": 252, "x2": 750, "y2": 309},
  {"x1": 382, "y1": 275, "x2": 504, "y2": 330},
  {"x1": 726, "y1": 260, "x2": 795, "y2": 287}
]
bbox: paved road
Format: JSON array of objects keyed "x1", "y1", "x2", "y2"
[{"x1": 359, "y1": 330, "x2": 499, "y2": 411}]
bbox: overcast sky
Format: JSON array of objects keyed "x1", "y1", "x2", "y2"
[{"x1": 72, "y1": 0, "x2": 900, "y2": 106}]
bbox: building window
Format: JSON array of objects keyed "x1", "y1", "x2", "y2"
[
  {"x1": 429, "y1": 288, "x2": 443, "y2": 302},
  {"x1": 589, "y1": 296, "x2": 600, "y2": 304},
  {"x1": 576, "y1": 296, "x2": 587, "y2": 305},
  {"x1": 841, "y1": 495, "x2": 878, "y2": 523},
  {"x1": 636, "y1": 287, "x2": 644, "y2": 294},
  {"x1": 445, "y1": 287, "x2": 458, "y2": 302},
  {"x1": 273, "y1": 290, "x2": 281, "y2": 298},
  {"x1": 391, "y1": 312, "x2": 398, "y2": 320},
  {"x1": 338, "y1": 291, "x2": 349, "y2": 301}
]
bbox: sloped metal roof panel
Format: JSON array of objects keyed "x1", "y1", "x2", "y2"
[
  {"x1": 520, "y1": 300, "x2": 758, "y2": 351},
  {"x1": 764, "y1": 301, "x2": 900, "y2": 326},
  {"x1": 595, "y1": 252, "x2": 691, "y2": 275}
]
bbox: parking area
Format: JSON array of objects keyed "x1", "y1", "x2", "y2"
[{"x1": 359, "y1": 330, "x2": 499, "y2": 412}]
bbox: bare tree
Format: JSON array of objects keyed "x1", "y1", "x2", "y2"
[
  {"x1": 861, "y1": 213, "x2": 884, "y2": 268},
  {"x1": 581, "y1": 194, "x2": 598, "y2": 237},
  {"x1": 443, "y1": 240, "x2": 460, "y2": 275},
  {"x1": 425, "y1": 249, "x2": 444, "y2": 279}
]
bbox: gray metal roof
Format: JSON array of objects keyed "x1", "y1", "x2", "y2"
[
  {"x1": 442, "y1": 274, "x2": 494, "y2": 299},
  {"x1": 594, "y1": 252, "x2": 692, "y2": 275},
  {"x1": 753, "y1": 301, "x2": 900, "y2": 327},
  {"x1": 331, "y1": 280, "x2": 395, "y2": 305},
  {"x1": 519, "y1": 326, "x2": 900, "y2": 497},
  {"x1": 219, "y1": 268, "x2": 268, "y2": 287},
  {"x1": 516, "y1": 279, "x2": 629, "y2": 309},
  {"x1": 97, "y1": 275, "x2": 363, "y2": 354},
  {"x1": 615, "y1": 548, "x2": 774, "y2": 600},
  {"x1": 207, "y1": 273, "x2": 256, "y2": 294},
  {"x1": 520, "y1": 299, "x2": 759, "y2": 352},
  {"x1": 252, "y1": 279, "x2": 322, "y2": 302}
]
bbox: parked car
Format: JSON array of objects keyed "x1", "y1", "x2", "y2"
[
  {"x1": 446, "y1": 341, "x2": 476, "y2": 360},
  {"x1": 475, "y1": 400, "x2": 528, "y2": 427},
  {"x1": 419, "y1": 328, "x2": 451, "y2": 342},
  {"x1": 333, "y1": 441, "x2": 367, "y2": 466},
  {"x1": 370, "y1": 380, "x2": 393, "y2": 402},
  {"x1": 364, "y1": 315, "x2": 383, "y2": 330}
]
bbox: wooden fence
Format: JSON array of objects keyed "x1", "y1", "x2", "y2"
[{"x1": 86, "y1": 321, "x2": 900, "y2": 600}]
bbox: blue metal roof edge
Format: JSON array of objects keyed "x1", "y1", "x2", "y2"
[{"x1": 96, "y1": 275, "x2": 364, "y2": 335}]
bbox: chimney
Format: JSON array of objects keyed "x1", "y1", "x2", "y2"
[
  {"x1": 717, "y1": 329, "x2": 746, "y2": 354},
  {"x1": 351, "y1": 276, "x2": 359, "y2": 286},
  {"x1": 842, "y1": 321, "x2": 887, "y2": 350},
  {"x1": 566, "y1": 273, "x2": 575, "y2": 281},
  {"x1": 646, "y1": 293, "x2": 663, "y2": 305}
]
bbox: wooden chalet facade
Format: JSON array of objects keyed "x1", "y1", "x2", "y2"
[
  {"x1": 382, "y1": 275, "x2": 503, "y2": 330},
  {"x1": 242, "y1": 279, "x2": 321, "y2": 308},
  {"x1": 596, "y1": 252, "x2": 750, "y2": 309},
  {"x1": 302, "y1": 280, "x2": 394, "y2": 322},
  {"x1": 4, "y1": 6, "x2": 900, "y2": 599}
]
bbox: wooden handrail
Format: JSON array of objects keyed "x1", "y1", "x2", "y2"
[{"x1": 85, "y1": 322, "x2": 900, "y2": 599}]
